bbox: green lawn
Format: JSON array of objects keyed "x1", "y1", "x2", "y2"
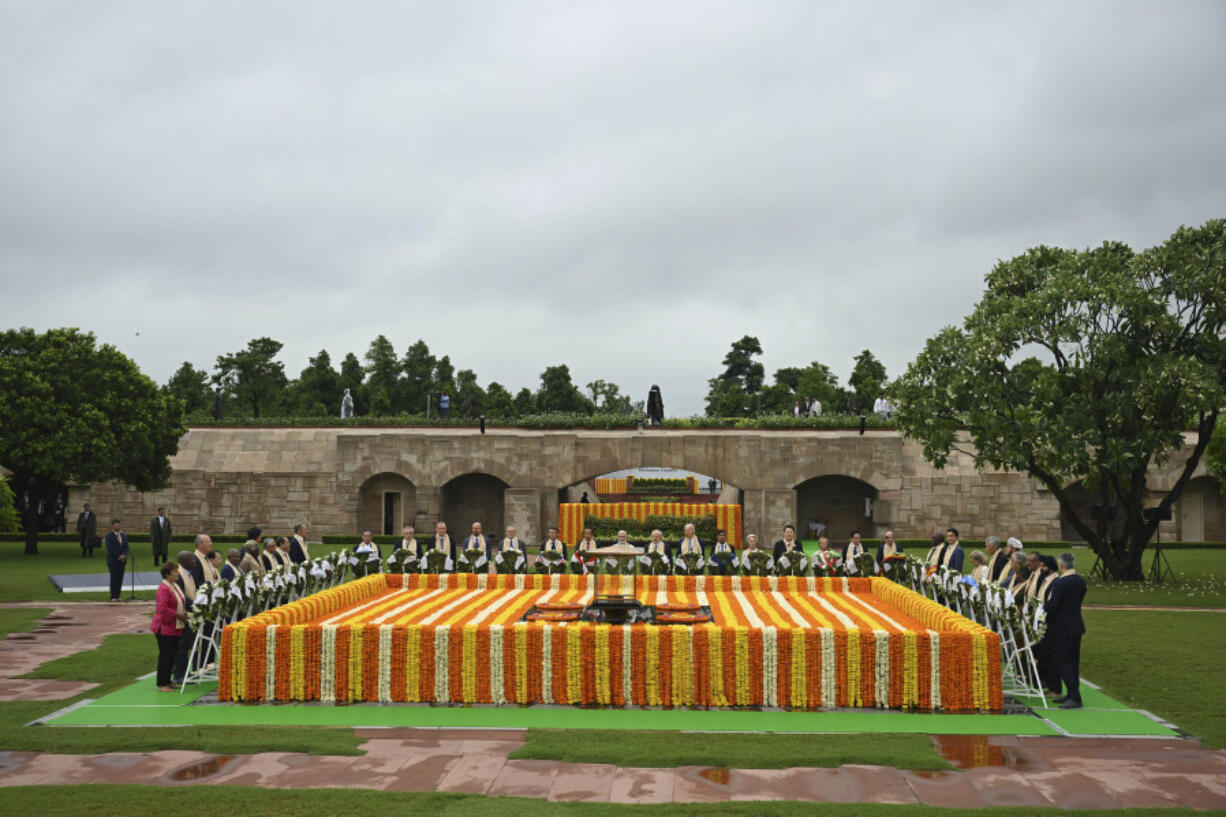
[
  {"x1": 1082, "y1": 609, "x2": 1226, "y2": 749},
  {"x1": 0, "y1": 787, "x2": 1210, "y2": 817},
  {"x1": 511, "y1": 729, "x2": 948, "y2": 770},
  {"x1": 0, "y1": 607, "x2": 52, "y2": 639},
  {"x1": 0, "y1": 539, "x2": 155, "y2": 602},
  {"x1": 1, "y1": 633, "x2": 361, "y2": 756}
]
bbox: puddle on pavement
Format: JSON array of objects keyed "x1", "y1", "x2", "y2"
[
  {"x1": 933, "y1": 735, "x2": 1028, "y2": 769},
  {"x1": 698, "y1": 767, "x2": 731, "y2": 785},
  {"x1": 168, "y1": 755, "x2": 236, "y2": 781}
]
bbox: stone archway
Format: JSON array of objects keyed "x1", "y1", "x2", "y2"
[
  {"x1": 795, "y1": 475, "x2": 879, "y2": 544},
  {"x1": 358, "y1": 473, "x2": 417, "y2": 536},
  {"x1": 441, "y1": 473, "x2": 508, "y2": 538}
]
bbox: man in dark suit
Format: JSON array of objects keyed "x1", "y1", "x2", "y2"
[
  {"x1": 773, "y1": 524, "x2": 804, "y2": 562},
  {"x1": 941, "y1": 527, "x2": 966, "y2": 572},
  {"x1": 288, "y1": 523, "x2": 311, "y2": 564},
  {"x1": 1044, "y1": 552, "x2": 1088, "y2": 709},
  {"x1": 104, "y1": 518, "x2": 129, "y2": 602},
  {"x1": 460, "y1": 522, "x2": 491, "y2": 560},
  {"x1": 430, "y1": 521, "x2": 454, "y2": 560},
  {"x1": 149, "y1": 507, "x2": 172, "y2": 566},
  {"x1": 77, "y1": 503, "x2": 98, "y2": 557},
  {"x1": 220, "y1": 548, "x2": 245, "y2": 581}
]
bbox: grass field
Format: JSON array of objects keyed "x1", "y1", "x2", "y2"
[
  {"x1": 1082, "y1": 609, "x2": 1226, "y2": 749},
  {"x1": 511, "y1": 730, "x2": 949, "y2": 770},
  {"x1": 0, "y1": 607, "x2": 52, "y2": 639},
  {"x1": 0, "y1": 540, "x2": 155, "y2": 602},
  {"x1": 1, "y1": 633, "x2": 361, "y2": 756},
  {"x1": 0, "y1": 786, "x2": 1212, "y2": 816}
]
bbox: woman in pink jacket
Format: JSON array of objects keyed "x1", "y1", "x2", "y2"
[{"x1": 151, "y1": 560, "x2": 188, "y2": 691}]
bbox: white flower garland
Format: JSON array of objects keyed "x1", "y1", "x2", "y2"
[
  {"x1": 378, "y1": 625, "x2": 393, "y2": 703},
  {"x1": 874, "y1": 630, "x2": 890, "y2": 708},
  {"x1": 541, "y1": 624, "x2": 553, "y2": 704},
  {"x1": 434, "y1": 626, "x2": 450, "y2": 703},
  {"x1": 264, "y1": 625, "x2": 277, "y2": 702},
  {"x1": 490, "y1": 625, "x2": 506, "y2": 704},
  {"x1": 820, "y1": 627, "x2": 836, "y2": 709},
  {"x1": 763, "y1": 626, "x2": 778, "y2": 707},
  {"x1": 805, "y1": 575, "x2": 816, "y2": 594},
  {"x1": 321, "y1": 624, "x2": 336, "y2": 703}
]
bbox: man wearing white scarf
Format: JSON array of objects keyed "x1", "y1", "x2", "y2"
[
  {"x1": 499, "y1": 525, "x2": 523, "y2": 553},
  {"x1": 538, "y1": 526, "x2": 567, "y2": 559},
  {"x1": 192, "y1": 534, "x2": 220, "y2": 586},
  {"x1": 462, "y1": 521, "x2": 491, "y2": 560},
  {"x1": 431, "y1": 522, "x2": 453, "y2": 559},
  {"x1": 398, "y1": 525, "x2": 419, "y2": 556},
  {"x1": 289, "y1": 523, "x2": 311, "y2": 564},
  {"x1": 676, "y1": 523, "x2": 703, "y2": 557}
]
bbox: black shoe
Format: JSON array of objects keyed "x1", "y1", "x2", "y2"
[
  {"x1": 1059, "y1": 699, "x2": 1083, "y2": 709},
  {"x1": 1053, "y1": 695, "x2": 1068, "y2": 704}
]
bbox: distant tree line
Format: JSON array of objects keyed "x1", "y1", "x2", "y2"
[{"x1": 164, "y1": 334, "x2": 891, "y2": 421}]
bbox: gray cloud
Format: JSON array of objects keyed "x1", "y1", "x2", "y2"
[{"x1": 2, "y1": 0, "x2": 1223, "y2": 415}]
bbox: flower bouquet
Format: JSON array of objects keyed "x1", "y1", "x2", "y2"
[
  {"x1": 740, "y1": 549, "x2": 774, "y2": 577},
  {"x1": 811, "y1": 549, "x2": 841, "y2": 578},
  {"x1": 708, "y1": 549, "x2": 735, "y2": 575},
  {"x1": 570, "y1": 551, "x2": 598, "y2": 575},
  {"x1": 846, "y1": 551, "x2": 877, "y2": 577},
  {"x1": 880, "y1": 553, "x2": 908, "y2": 580},
  {"x1": 495, "y1": 549, "x2": 527, "y2": 574},
  {"x1": 674, "y1": 552, "x2": 705, "y2": 576},
  {"x1": 775, "y1": 550, "x2": 809, "y2": 577},
  {"x1": 457, "y1": 547, "x2": 488, "y2": 574},
  {"x1": 423, "y1": 549, "x2": 453, "y2": 574},
  {"x1": 638, "y1": 550, "x2": 671, "y2": 576},
  {"x1": 387, "y1": 547, "x2": 422, "y2": 575}
]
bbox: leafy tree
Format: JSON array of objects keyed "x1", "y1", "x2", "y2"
[
  {"x1": 537, "y1": 364, "x2": 594, "y2": 414},
  {"x1": 0, "y1": 477, "x2": 19, "y2": 533},
  {"x1": 485, "y1": 382, "x2": 515, "y2": 418},
  {"x1": 339, "y1": 352, "x2": 364, "y2": 414},
  {"x1": 705, "y1": 336, "x2": 765, "y2": 416},
  {"x1": 586, "y1": 379, "x2": 636, "y2": 415},
  {"x1": 164, "y1": 362, "x2": 212, "y2": 417},
  {"x1": 1208, "y1": 423, "x2": 1226, "y2": 486},
  {"x1": 362, "y1": 335, "x2": 400, "y2": 415},
  {"x1": 400, "y1": 340, "x2": 436, "y2": 414},
  {"x1": 214, "y1": 337, "x2": 287, "y2": 419},
  {"x1": 513, "y1": 387, "x2": 537, "y2": 416},
  {"x1": 0, "y1": 328, "x2": 185, "y2": 553},
  {"x1": 893, "y1": 220, "x2": 1226, "y2": 580},
  {"x1": 289, "y1": 349, "x2": 340, "y2": 417},
  {"x1": 433, "y1": 355, "x2": 456, "y2": 400},
  {"x1": 848, "y1": 350, "x2": 887, "y2": 413}
]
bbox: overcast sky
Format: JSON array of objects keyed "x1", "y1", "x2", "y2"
[{"x1": 2, "y1": 1, "x2": 1223, "y2": 416}]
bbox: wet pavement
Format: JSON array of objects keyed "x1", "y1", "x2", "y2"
[{"x1": 0, "y1": 730, "x2": 1223, "y2": 807}]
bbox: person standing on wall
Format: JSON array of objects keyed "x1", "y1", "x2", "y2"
[
  {"x1": 105, "y1": 518, "x2": 129, "y2": 602},
  {"x1": 646, "y1": 385, "x2": 664, "y2": 426}
]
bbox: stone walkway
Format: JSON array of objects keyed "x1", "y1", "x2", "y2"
[
  {"x1": 2, "y1": 730, "x2": 1225, "y2": 808},
  {"x1": 2, "y1": 603, "x2": 1225, "y2": 808},
  {"x1": 0, "y1": 601, "x2": 151, "y2": 701}
]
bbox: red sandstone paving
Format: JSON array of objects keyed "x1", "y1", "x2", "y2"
[
  {"x1": 607, "y1": 767, "x2": 674, "y2": 804},
  {"x1": 435, "y1": 751, "x2": 506, "y2": 794},
  {"x1": 835, "y1": 764, "x2": 918, "y2": 803},
  {"x1": 382, "y1": 753, "x2": 463, "y2": 792},
  {"x1": 485, "y1": 758, "x2": 561, "y2": 798},
  {"x1": 545, "y1": 761, "x2": 618, "y2": 802}
]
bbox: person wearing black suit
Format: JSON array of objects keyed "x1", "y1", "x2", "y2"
[
  {"x1": 773, "y1": 525, "x2": 804, "y2": 562},
  {"x1": 843, "y1": 530, "x2": 868, "y2": 565},
  {"x1": 289, "y1": 523, "x2": 311, "y2": 564},
  {"x1": 77, "y1": 504, "x2": 98, "y2": 557},
  {"x1": 104, "y1": 518, "x2": 129, "y2": 602},
  {"x1": 876, "y1": 529, "x2": 904, "y2": 563},
  {"x1": 1044, "y1": 552, "x2": 1088, "y2": 709},
  {"x1": 430, "y1": 521, "x2": 454, "y2": 560},
  {"x1": 460, "y1": 522, "x2": 491, "y2": 560}
]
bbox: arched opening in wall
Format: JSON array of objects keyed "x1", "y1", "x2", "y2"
[
  {"x1": 555, "y1": 467, "x2": 743, "y2": 545},
  {"x1": 1180, "y1": 476, "x2": 1224, "y2": 542},
  {"x1": 559, "y1": 467, "x2": 738, "y2": 506},
  {"x1": 441, "y1": 473, "x2": 508, "y2": 538},
  {"x1": 795, "y1": 476, "x2": 878, "y2": 544},
  {"x1": 359, "y1": 473, "x2": 417, "y2": 536}
]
